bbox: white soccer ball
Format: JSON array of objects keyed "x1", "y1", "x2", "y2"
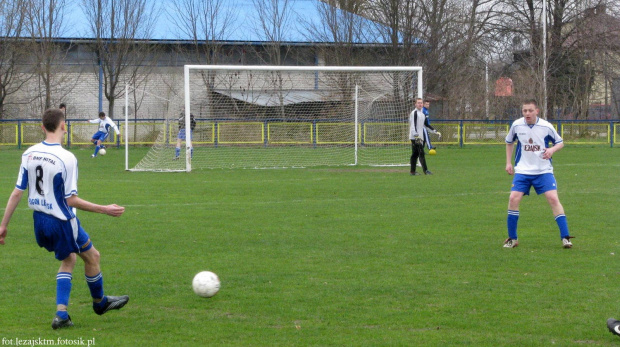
[
  {"x1": 99, "y1": 148, "x2": 106, "y2": 156},
  {"x1": 192, "y1": 271, "x2": 220, "y2": 298}
]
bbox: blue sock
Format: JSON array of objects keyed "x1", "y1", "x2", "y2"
[
  {"x1": 94, "y1": 296, "x2": 108, "y2": 309},
  {"x1": 86, "y1": 272, "x2": 104, "y2": 301},
  {"x1": 56, "y1": 272, "x2": 72, "y2": 310},
  {"x1": 507, "y1": 210, "x2": 519, "y2": 239},
  {"x1": 555, "y1": 214, "x2": 570, "y2": 238},
  {"x1": 56, "y1": 310, "x2": 69, "y2": 320},
  {"x1": 175, "y1": 147, "x2": 180, "y2": 157},
  {"x1": 94, "y1": 145, "x2": 100, "y2": 156}
]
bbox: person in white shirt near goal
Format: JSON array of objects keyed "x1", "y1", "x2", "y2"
[
  {"x1": 409, "y1": 98, "x2": 440, "y2": 175},
  {"x1": 503, "y1": 99, "x2": 573, "y2": 249},
  {"x1": 89, "y1": 112, "x2": 120, "y2": 158}
]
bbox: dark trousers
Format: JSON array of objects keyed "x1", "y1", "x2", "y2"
[{"x1": 410, "y1": 139, "x2": 427, "y2": 173}]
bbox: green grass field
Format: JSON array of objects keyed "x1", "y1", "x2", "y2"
[{"x1": 0, "y1": 145, "x2": 618, "y2": 346}]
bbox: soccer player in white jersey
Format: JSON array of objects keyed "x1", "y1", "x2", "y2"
[
  {"x1": 0, "y1": 108, "x2": 129, "y2": 329},
  {"x1": 503, "y1": 99, "x2": 573, "y2": 249},
  {"x1": 89, "y1": 111, "x2": 120, "y2": 157}
]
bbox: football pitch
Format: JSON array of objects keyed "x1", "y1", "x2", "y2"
[{"x1": 0, "y1": 145, "x2": 618, "y2": 346}]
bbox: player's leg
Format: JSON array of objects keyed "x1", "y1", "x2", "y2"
[
  {"x1": 535, "y1": 173, "x2": 572, "y2": 247},
  {"x1": 94, "y1": 133, "x2": 108, "y2": 156},
  {"x1": 543, "y1": 190, "x2": 572, "y2": 247},
  {"x1": 53, "y1": 254, "x2": 76, "y2": 329},
  {"x1": 92, "y1": 134, "x2": 103, "y2": 157},
  {"x1": 424, "y1": 128, "x2": 433, "y2": 149},
  {"x1": 410, "y1": 140, "x2": 420, "y2": 175},
  {"x1": 77, "y1": 223, "x2": 129, "y2": 317},
  {"x1": 78, "y1": 245, "x2": 129, "y2": 315},
  {"x1": 33, "y1": 212, "x2": 75, "y2": 329},
  {"x1": 418, "y1": 141, "x2": 430, "y2": 174},
  {"x1": 174, "y1": 137, "x2": 182, "y2": 159},
  {"x1": 504, "y1": 189, "x2": 525, "y2": 248},
  {"x1": 78, "y1": 246, "x2": 103, "y2": 301}
]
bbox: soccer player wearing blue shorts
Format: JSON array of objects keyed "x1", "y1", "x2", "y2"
[
  {"x1": 89, "y1": 111, "x2": 120, "y2": 157},
  {"x1": 503, "y1": 99, "x2": 573, "y2": 248},
  {"x1": 173, "y1": 112, "x2": 196, "y2": 160},
  {"x1": 0, "y1": 108, "x2": 128, "y2": 329}
]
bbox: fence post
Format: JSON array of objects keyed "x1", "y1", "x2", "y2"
[
  {"x1": 17, "y1": 120, "x2": 21, "y2": 149},
  {"x1": 264, "y1": 121, "x2": 268, "y2": 148},
  {"x1": 611, "y1": 121, "x2": 615, "y2": 148},
  {"x1": 459, "y1": 121, "x2": 464, "y2": 148},
  {"x1": 67, "y1": 120, "x2": 71, "y2": 148},
  {"x1": 214, "y1": 121, "x2": 219, "y2": 148},
  {"x1": 312, "y1": 121, "x2": 317, "y2": 148}
]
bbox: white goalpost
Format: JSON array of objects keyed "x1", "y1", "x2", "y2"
[{"x1": 126, "y1": 65, "x2": 423, "y2": 172}]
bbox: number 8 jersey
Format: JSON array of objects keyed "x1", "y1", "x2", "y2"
[{"x1": 15, "y1": 141, "x2": 78, "y2": 221}]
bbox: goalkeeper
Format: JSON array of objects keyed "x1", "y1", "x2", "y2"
[
  {"x1": 409, "y1": 98, "x2": 440, "y2": 175},
  {"x1": 173, "y1": 111, "x2": 196, "y2": 160}
]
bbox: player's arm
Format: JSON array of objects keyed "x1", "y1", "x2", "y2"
[
  {"x1": 542, "y1": 141, "x2": 563, "y2": 160},
  {"x1": 66, "y1": 195, "x2": 125, "y2": 217},
  {"x1": 88, "y1": 119, "x2": 100, "y2": 124},
  {"x1": 110, "y1": 121, "x2": 120, "y2": 135},
  {"x1": 423, "y1": 118, "x2": 441, "y2": 137},
  {"x1": 0, "y1": 188, "x2": 24, "y2": 245},
  {"x1": 506, "y1": 142, "x2": 515, "y2": 175}
]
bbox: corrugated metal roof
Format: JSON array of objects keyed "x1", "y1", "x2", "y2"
[{"x1": 214, "y1": 88, "x2": 338, "y2": 106}]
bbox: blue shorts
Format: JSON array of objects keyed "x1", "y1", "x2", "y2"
[
  {"x1": 92, "y1": 131, "x2": 109, "y2": 142},
  {"x1": 511, "y1": 173, "x2": 557, "y2": 195},
  {"x1": 33, "y1": 211, "x2": 92, "y2": 261},
  {"x1": 177, "y1": 129, "x2": 193, "y2": 141}
]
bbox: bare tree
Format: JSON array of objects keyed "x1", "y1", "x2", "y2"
[
  {"x1": 494, "y1": 0, "x2": 616, "y2": 119},
  {"x1": 167, "y1": 0, "x2": 239, "y2": 118},
  {"x1": 303, "y1": 0, "x2": 374, "y2": 66},
  {"x1": 300, "y1": 0, "x2": 377, "y2": 114},
  {"x1": 81, "y1": 0, "x2": 157, "y2": 118},
  {"x1": 168, "y1": 0, "x2": 237, "y2": 64},
  {"x1": 365, "y1": 0, "x2": 499, "y2": 118},
  {"x1": 252, "y1": 0, "x2": 296, "y2": 65},
  {"x1": 252, "y1": 0, "x2": 297, "y2": 117},
  {"x1": 25, "y1": 0, "x2": 72, "y2": 113},
  {"x1": 0, "y1": 0, "x2": 30, "y2": 118}
]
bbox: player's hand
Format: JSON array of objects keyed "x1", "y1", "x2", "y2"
[
  {"x1": 506, "y1": 164, "x2": 514, "y2": 175},
  {"x1": 104, "y1": 204, "x2": 125, "y2": 217},
  {"x1": 541, "y1": 148, "x2": 553, "y2": 160},
  {"x1": 0, "y1": 226, "x2": 7, "y2": 245},
  {"x1": 436, "y1": 132, "x2": 442, "y2": 138}
]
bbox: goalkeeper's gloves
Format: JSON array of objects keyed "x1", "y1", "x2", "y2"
[{"x1": 436, "y1": 131, "x2": 442, "y2": 138}]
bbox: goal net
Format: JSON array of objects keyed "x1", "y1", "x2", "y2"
[{"x1": 126, "y1": 65, "x2": 422, "y2": 171}]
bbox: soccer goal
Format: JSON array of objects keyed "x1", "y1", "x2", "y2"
[{"x1": 126, "y1": 65, "x2": 423, "y2": 171}]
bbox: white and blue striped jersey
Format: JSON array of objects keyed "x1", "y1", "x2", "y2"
[
  {"x1": 505, "y1": 117, "x2": 563, "y2": 175},
  {"x1": 89, "y1": 116, "x2": 120, "y2": 135},
  {"x1": 15, "y1": 142, "x2": 78, "y2": 221}
]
